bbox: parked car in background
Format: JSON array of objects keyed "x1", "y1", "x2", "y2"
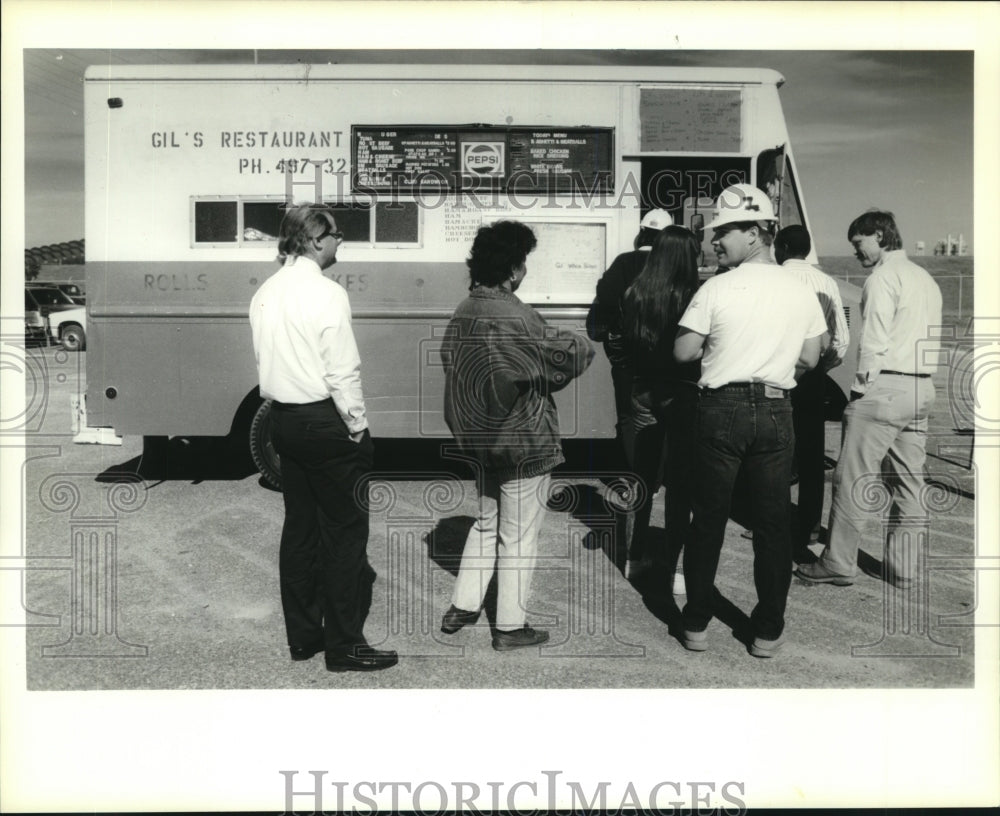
[
  {"x1": 49, "y1": 305, "x2": 87, "y2": 351},
  {"x1": 25, "y1": 283, "x2": 80, "y2": 317},
  {"x1": 24, "y1": 290, "x2": 48, "y2": 344},
  {"x1": 25, "y1": 285, "x2": 87, "y2": 351},
  {"x1": 51, "y1": 281, "x2": 86, "y2": 305}
]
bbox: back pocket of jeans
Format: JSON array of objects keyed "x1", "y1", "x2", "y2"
[
  {"x1": 698, "y1": 404, "x2": 736, "y2": 443},
  {"x1": 768, "y1": 404, "x2": 794, "y2": 448}
]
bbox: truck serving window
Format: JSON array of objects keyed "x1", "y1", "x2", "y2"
[
  {"x1": 194, "y1": 200, "x2": 238, "y2": 243},
  {"x1": 193, "y1": 197, "x2": 419, "y2": 246}
]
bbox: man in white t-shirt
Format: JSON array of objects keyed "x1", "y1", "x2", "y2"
[{"x1": 674, "y1": 185, "x2": 826, "y2": 658}]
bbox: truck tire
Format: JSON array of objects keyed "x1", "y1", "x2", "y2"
[
  {"x1": 61, "y1": 324, "x2": 86, "y2": 352},
  {"x1": 250, "y1": 399, "x2": 282, "y2": 490}
]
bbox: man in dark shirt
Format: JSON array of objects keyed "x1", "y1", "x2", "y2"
[{"x1": 586, "y1": 209, "x2": 672, "y2": 468}]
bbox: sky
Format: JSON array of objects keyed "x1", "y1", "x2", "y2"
[{"x1": 16, "y1": 44, "x2": 977, "y2": 258}]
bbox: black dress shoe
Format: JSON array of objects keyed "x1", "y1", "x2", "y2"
[
  {"x1": 491, "y1": 625, "x2": 549, "y2": 652},
  {"x1": 289, "y1": 641, "x2": 324, "y2": 661},
  {"x1": 325, "y1": 647, "x2": 398, "y2": 672},
  {"x1": 441, "y1": 604, "x2": 481, "y2": 634}
]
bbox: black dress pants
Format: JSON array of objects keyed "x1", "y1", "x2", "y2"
[
  {"x1": 270, "y1": 400, "x2": 375, "y2": 656},
  {"x1": 791, "y1": 369, "x2": 827, "y2": 548}
]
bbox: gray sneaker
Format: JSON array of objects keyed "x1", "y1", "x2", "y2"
[
  {"x1": 492, "y1": 625, "x2": 550, "y2": 652},
  {"x1": 749, "y1": 635, "x2": 785, "y2": 658}
]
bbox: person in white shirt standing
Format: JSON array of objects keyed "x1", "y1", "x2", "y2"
[
  {"x1": 773, "y1": 225, "x2": 850, "y2": 561},
  {"x1": 249, "y1": 203, "x2": 397, "y2": 672},
  {"x1": 674, "y1": 185, "x2": 826, "y2": 658},
  {"x1": 797, "y1": 210, "x2": 942, "y2": 590}
]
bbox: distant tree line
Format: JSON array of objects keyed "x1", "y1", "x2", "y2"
[{"x1": 25, "y1": 240, "x2": 85, "y2": 280}]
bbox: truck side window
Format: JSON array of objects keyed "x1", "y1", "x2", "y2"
[
  {"x1": 327, "y1": 203, "x2": 372, "y2": 242},
  {"x1": 374, "y1": 201, "x2": 419, "y2": 244},
  {"x1": 194, "y1": 200, "x2": 238, "y2": 243},
  {"x1": 242, "y1": 202, "x2": 285, "y2": 241}
]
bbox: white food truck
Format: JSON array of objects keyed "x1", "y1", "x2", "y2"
[{"x1": 81, "y1": 63, "x2": 859, "y2": 486}]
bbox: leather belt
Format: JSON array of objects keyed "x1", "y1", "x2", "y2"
[
  {"x1": 881, "y1": 370, "x2": 931, "y2": 379},
  {"x1": 707, "y1": 381, "x2": 790, "y2": 398}
]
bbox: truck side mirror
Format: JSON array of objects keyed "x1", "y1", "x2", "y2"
[{"x1": 690, "y1": 212, "x2": 705, "y2": 242}]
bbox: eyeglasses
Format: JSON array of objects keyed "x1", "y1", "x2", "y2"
[{"x1": 314, "y1": 226, "x2": 344, "y2": 242}]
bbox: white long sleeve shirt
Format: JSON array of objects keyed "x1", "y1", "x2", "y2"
[
  {"x1": 249, "y1": 256, "x2": 368, "y2": 432},
  {"x1": 854, "y1": 249, "x2": 943, "y2": 395},
  {"x1": 780, "y1": 258, "x2": 850, "y2": 371}
]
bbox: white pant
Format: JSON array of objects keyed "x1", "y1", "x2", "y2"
[
  {"x1": 821, "y1": 375, "x2": 935, "y2": 578},
  {"x1": 452, "y1": 472, "x2": 551, "y2": 631}
]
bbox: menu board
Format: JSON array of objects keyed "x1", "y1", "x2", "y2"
[
  {"x1": 353, "y1": 125, "x2": 613, "y2": 193},
  {"x1": 507, "y1": 130, "x2": 614, "y2": 192},
  {"x1": 639, "y1": 88, "x2": 742, "y2": 153},
  {"x1": 355, "y1": 129, "x2": 459, "y2": 189},
  {"x1": 514, "y1": 221, "x2": 607, "y2": 304}
]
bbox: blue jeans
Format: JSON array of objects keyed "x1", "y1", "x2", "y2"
[{"x1": 683, "y1": 383, "x2": 795, "y2": 640}]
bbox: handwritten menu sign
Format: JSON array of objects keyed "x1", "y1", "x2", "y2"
[
  {"x1": 514, "y1": 221, "x2": 607, "y2": 304},
  {"x1": 353, "y1": 126, "x2": 613, "y2": 193},
  {"x1": 640, "y1": 88, "x2": 742, "y2": 153}
]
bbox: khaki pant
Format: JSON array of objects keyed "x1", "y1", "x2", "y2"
[
  {"x1": 452, "y1": 472, "x2": 551, "y2": 631},
  {"x1": 820, "y1": 375, "x2": 935, "y2": 579}
]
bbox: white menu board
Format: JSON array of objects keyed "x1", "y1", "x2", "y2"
[{"x1": 515, "y1": 221, "x2": 607, "y2": 305}]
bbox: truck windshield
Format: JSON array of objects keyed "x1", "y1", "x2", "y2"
[{"x1": 28, "y1": 287, "x2": 74, "y2": 306}]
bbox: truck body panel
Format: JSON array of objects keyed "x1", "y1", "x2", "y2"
[{"x1": 83, "y1": 63, "x2": 855, "y2": 448}]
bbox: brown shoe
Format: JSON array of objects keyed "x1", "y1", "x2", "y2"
[
  {"x1": 795, "y1": 561, "x2": 854, "y2": 586},
  {"x1": 492, "y1": 625, "x2": 549, "y2": 652},
  {"x1": 441, "y1": 605, "x2": 480, "y2": 634}
]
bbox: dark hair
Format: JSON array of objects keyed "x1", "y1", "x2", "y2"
[
  {"x1": 634, "y1": 226, "x2": 660, "y2": 250},
  {"x1": 276, "y1": 203, "x2": 335, "y2": 264},
  {"x1": 774, "y1": 224, "x2": 812, "y2": 260},
  {"x1": 466, "y1": 220, "x2": 537, "y2": 288},
  {"x1": 847, "y1": 209, "x2": 902, "y2": 250},
  {"x1": 623, "y1": 225, "x2": 701, "y2": 351}
]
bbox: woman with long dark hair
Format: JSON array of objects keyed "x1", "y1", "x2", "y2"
[{"x1": 620, "y1": 224, "x2": 702, "y2": 593}]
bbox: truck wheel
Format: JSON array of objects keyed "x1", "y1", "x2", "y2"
[
  {"x1": 61, "y1": 324, "x2": 86, "y2": 352},
  {"x1": 250, "y1": 399, "x2": 282, "y2": 490}
]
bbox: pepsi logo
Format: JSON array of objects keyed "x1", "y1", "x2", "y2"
[{"x1": 462, "y1": 142, "x2": 504, "y2": 176}]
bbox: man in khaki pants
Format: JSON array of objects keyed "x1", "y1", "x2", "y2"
[{"x1": 796, "y1": 210, "x2": 942, "y2": 589}]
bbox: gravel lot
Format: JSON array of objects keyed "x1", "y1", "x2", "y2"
[{"x1": 17, "y1": 344, "x2": 978, "y2": 690}]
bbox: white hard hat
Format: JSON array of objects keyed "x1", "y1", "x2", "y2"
[
  {"x1": 705, "y1": 184, "x2": 777, "y2": 230},
  {"x1": 639, "y1": 209, "x2": 673, "y2": 231}
]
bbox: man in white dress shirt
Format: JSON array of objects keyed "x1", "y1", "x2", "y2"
[
  {"x1": 796, "y1": 210, "x2": 942, "y2": 589},
  {"x1": 249, "y1": 203, "x2": 397, "y2": 672}
]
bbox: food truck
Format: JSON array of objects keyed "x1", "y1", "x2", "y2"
[{"x1": 81, "y1": 63, "x2": 859, "y2": 486}]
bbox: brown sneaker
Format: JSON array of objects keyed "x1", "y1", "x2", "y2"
[
  {"x1": 795, "y1": 561, "x2": 854, "y2": 586},
  {"x1": 492, "y1": 625, "x2": 550, "y2": 652}
]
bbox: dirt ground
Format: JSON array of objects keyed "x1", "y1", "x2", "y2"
[{"x1": 12, "y1": 343, "x2": 980, "y2": 691}]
